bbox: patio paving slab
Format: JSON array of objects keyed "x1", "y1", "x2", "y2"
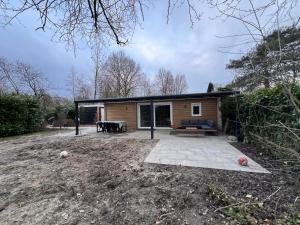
[{"x1": 144, "y1": 135, "x2": 270, "y2": 173}]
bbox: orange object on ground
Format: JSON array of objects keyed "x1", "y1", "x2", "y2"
[{"x1": 238, "y1": 156, "x2": 248, "y2": 166}]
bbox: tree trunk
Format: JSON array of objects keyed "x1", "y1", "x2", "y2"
[
  {"x1": 263, "y1": 70, "x2": 270, "y2": 88},
  {"x1": 94, "y1": 69, "x2": 98, "y2": 99}
]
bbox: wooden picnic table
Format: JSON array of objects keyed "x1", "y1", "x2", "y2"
[{"x1": 96, "y1": 121, "x2": 128, "y2": 133}]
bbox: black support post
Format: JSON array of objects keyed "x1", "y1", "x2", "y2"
[
  {"x1": 75, "y1": 102, "x2": 79, "y2": 135},
  {"x1": 150, "y1": 100, "x2": 154, "y2": 139}
]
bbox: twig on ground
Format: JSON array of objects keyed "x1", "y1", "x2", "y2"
[
  {"x1": 159, "y1": 212, "x2": 174, "y2": 220},
  {"x1": 214, "y1": 202, "x2": 243, "y2": 212},
  {"x1": 294, "y1": 196, "x2": 299, "y2": 205},
  {"x1": 274, "y1": 195, "x2": 282, "y2": 221},
  {"x1": 214, "y1": 187, "x2": 282, "y2": 212},
  {"x1": 57, "y1": 184, "x2": 68, "y2": 192}
]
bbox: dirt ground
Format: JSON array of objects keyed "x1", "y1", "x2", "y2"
[{"x1": 0, "y1": 132, "x2": 299, "y2": 225}]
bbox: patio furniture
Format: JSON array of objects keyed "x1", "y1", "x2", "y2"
[
  {"x1": 181, "y1": 119, "x2": 215, "y2": 129},
  {"x1": 96, "y1": 121, "x2": 128, "y2": 133},
  {"x1": 170, "y1": 128, "x2": 217, "y2": 136},
  {"x1": 170, "y1": 119, "x2": 217, "y2": 136}
]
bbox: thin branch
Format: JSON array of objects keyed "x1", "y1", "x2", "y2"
[
  {"x1": 278, "y1": 121, "x2": 300, "y2": 142},
  {"x1": 98, "y1": 0, "x2": 127, "y2": 45},
  {"x1": 167, "y1": 0, "x2": 171, "y2": 24}
]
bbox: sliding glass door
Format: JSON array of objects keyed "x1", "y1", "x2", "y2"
[
  {"x1": 139, "y1": 104, "x2": 151, "y2": 128},
  {"x1": 138, "y1": 102, "x2": 172, "y2": 128},
  {"x1": 155, "y1": 104, "x2": 171, "y2": 127}
]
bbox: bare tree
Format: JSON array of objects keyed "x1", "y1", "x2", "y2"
[
  {"x1": 97, "y1": 73, "x2": 114, "y2": 98},
  {"x1": 0, "y1": 58, "x2": 48, "y2": 96},
  {"x1": 16, "y1": 62, "x2": 48, "y2": 97},
  {"x1": 0, "y1": 1, "x2": 201, "y2": 48},
  {"x1": 66, "y1": 67, "x2": 77, "y2": 100},
  {"x1": 66, "y1": 66, "x2": 92, "y2": 100},
  {"x1": 174, "y1": 74, "x2": 188, "y2": 94},
  {"x1": 0, "y1": 57, "x2": 20, "y2": 94},
  {"x1": 91, "y1": 38, "x2": 104, "y2": 99},
  {"x1": 154, "y1": 69, "x2": 188, "y2": 95},
  {"x1": 137, "y1": 75, "x2": 154, "y2": 96},
  {"x1": 76, "y1": 80, "x2": 92, "y2": 100},
  {"x1": 155, "y1": 68, "x2": 174, "y2": 95},
  {"x1": 100, "y1": 51, "x2": 142, "y2": 97}
]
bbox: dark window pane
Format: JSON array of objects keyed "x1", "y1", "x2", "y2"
[
  {"x1": 193, "y1": 106, "x2": 200, "y2": 115},
  {"x1": 140, "y1": 105, "x2": 151, "y2": 127},
  {"x1": 80, "y1": 107, "x2": 97, "y2": 124},
  {"x1": 155, "y1": 105, "x2": 171, "y2": 127}
]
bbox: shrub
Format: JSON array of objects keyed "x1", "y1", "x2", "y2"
[
  {"x1": 221, "y1": 84, "x2": 300, "y2": 155},
  {"x1": 220, "y1": 95, "x2": 241, "y2": 135},
  {"x1": 240, "y1": 85, "x2": 300, "y2": 154},
  {"x1": 46, "y1": 105, "x2": 75, "y2": 127},
  {"x1": 0, "y1": 94, "x2": 43, "y2": 137}
]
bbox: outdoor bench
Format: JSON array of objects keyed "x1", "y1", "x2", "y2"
[
  {"x1": 169, "y1": 119, "x2": 217, "y2": 136},
  {"x1": 180, "y1": 119, "x2": 215, "y2": 129}
]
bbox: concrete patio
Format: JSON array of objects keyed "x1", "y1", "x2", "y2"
[{"x1": 123, "y1": 130, "x2": 269, "y2": 173}]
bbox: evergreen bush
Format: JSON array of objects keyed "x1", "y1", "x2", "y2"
[
  {"x1": 221, "y1": 85, "x2": 300, "y2": 153},
  {"x1": 0, "y1": 94, "x2": 43, "y2": 137}
]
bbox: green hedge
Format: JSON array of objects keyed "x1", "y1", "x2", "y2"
[
  {"x1": 221, "y1": 85, "x2": 300, "y2": 153},
  {"x1": 0, "y1": 94, "x2": 43, "y2": 137},
  {"x1": 220, "y1": 95, "x2": 240, "y2": 136},
  {"x1": 240, "y1": 85, "x2": 300, "y2": 153}
]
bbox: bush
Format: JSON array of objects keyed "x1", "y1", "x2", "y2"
[
  {"x1": 221, "y1": 85, "x2": 300, "y2": 154},
  {"x1": 240, "y1": 85, "x2": 300, "y2": 153},
  {"x1": 46, "y1": 105, "x2": 75, "y2": 127},
  {"x1": 220, "y1": 95, "x2": 241, "y2": 135},
  {"x1": 0, "y1": 94, "x2": 43, "y2": 137}
]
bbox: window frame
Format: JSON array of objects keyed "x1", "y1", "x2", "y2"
[
  {"x1": 191, "y1": 103, "x2": 202, "y2": 116},
  {"x1": 137, "y1": 102, "x2": 173, "y2": 129}
]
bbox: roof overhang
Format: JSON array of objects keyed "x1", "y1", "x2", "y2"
[
  {"x1": 78, "y1": 103, "x2": 104, "y2": 107},
  {"x1": 74, "y1": 91, "x2": 239, "y2": 104}
]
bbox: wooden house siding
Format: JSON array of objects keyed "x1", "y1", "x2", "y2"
[
  {"x1": 104, "y1": 98, "x2": 218, "y2": 130},
  {"x1": 104, "y1": 102, "x2": 137, "y2": 131},
  {"x1": 172, "y1": 98, "x2": 218, "y2": 128}
]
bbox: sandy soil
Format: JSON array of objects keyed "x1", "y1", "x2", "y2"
[{"x1": 0, "y1": 133, "x2": 299, "y2": 225}]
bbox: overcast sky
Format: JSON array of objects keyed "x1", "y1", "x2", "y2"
[{"x1": 1, "y1": 1, "x2": 296, "y2": 97}]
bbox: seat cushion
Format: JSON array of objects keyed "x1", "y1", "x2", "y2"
[
  {"x1": 197, "y1": 120, "x2": 206, "y2": 125},
  {"x1": 190, "y1": 120, "x2": 198, "y2": 125},
  {"x1": 200, "y1": 124, "x2": 212, "y2": 129},
  {"x1": 206, "y1": 120, "x2": 214, "y2": 127}
]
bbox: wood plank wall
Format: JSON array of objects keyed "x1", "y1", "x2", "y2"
[
  {"x1": 105, "y1": 102, "x2": 137, "y2": 131},
  {"x1": 104, "y1": 98, "x2": 218, "y2": 130},
  {"x1": 172, "y1": 98, "x2": 218, "y2": 128}
]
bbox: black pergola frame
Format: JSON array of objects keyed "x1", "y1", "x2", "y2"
[{"x1": 74, "y1": 91, "x2": 239, "y2": 139}]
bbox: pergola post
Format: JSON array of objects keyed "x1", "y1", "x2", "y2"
[
  {"x1": 150, "y1": 100, "x2": 154, "y2": 139},
  {"x1": 75, "y1": 101, "x2": 79, "y2": 135}
]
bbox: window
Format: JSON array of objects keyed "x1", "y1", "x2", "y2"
[
  {"x1": 139, "y1": 104, "x2": 151, "y2": 127},
  {"x1": 191, "y1": 103, "x2": 202, "y2": 116},
  {"x1": 137, "y1": 102, "x2": 172, "y2": 128}
]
